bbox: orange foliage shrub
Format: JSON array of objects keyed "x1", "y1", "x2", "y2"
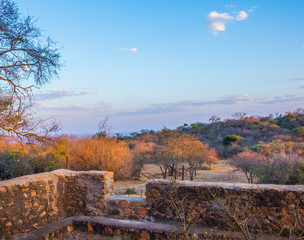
[{"x1": 69, "y1": 137, "x2": 133, "y2": 180}]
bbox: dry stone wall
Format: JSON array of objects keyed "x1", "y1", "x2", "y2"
[
  {"x1": 0, "y1": 170, "x2": 113, "y2": 239},
  {"x1": 146, "y1": 180, "x2": 304, "y2": 232},
  {"x1": 2, "y1": 171, "x2": 304, "y2": 239}
]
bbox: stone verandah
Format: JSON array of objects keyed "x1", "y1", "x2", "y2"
[{"x1": 1, "y1": 170, "x2": 304, "y2": 239}]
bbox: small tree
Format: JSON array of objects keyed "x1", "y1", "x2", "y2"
[
  {"x1": 229, "y1": 151, "x2": 266, "y2": 183},
  {"x1": 223, "y1": 135, "x2": 243, "y2": 145}
]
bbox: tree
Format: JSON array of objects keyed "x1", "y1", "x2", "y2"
[
  {"x1": 223, "y1": 135, "x2": 243, "y2": 145},
  {"x1": 229, "y1": 151, "x2": 266, "y2": 184},
  {"x1": 0, "y1": 0, "x2": 62, "y2": 142}
]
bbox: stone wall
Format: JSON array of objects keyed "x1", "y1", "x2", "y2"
[
  {"x1": 0, "y1": 170, "x2": 113, "y2": 239},
  {"x1": 146, "y1": 180, "x2": 304, "y2": 232},
  {"x1": 3, "y1": 171, "x2": 304, "y2": 239}
]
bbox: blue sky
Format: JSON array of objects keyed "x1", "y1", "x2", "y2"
[{"x1": 15, "y1": 0, "x2": 304, "y2": 134}]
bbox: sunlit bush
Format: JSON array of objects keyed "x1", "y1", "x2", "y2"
[{"x1": 69, "y1": 137, "x2": 133, "y2": 180}]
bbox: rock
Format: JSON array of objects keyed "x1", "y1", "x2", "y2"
[
  {"x1": 119, "y1": 200, "x2": 129, "y2": 209},
  {"x1": 5, "y1": 222, "x2": 12, "y2": 228},
  {"x1": 39, "y1": 211, "x2": 46, "y2": 218},
  {"x1": 140, "y1": 231, "x2": 150, "y2": 240},
  {"x1": 137, "y1": 207, "x2": 147, "y2": 216}
]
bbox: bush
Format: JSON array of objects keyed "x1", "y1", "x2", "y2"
[
  {"x1": 69, "y1": 137, "x2": 134, "y2": 180},
  {"x1": 0, "y1": 150, "x2": 60, "y2": 180},
  {"x1": 125, "y1": 187, "x2": 137, "y2": 195},
  {"x1": 256, "y1": 154, "x2": 304, "y2": 184}
]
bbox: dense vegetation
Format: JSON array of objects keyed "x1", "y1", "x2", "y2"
[{"x1": 1, "y1": 109, "x2": 304, "y2": 184}]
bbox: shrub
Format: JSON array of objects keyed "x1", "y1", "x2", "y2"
[
  {"x1": 0, "y1": 149, "x2": 60, "y2": 180},
  {"x1": 125, "y1": 187, "x2": 137, "y2": 195},
  {"x1": 69, "y1": 137, "x2": 134, "y2": 180},
  {"x1": 255, "y1": 154, "x2": 304, "y2": 184}
]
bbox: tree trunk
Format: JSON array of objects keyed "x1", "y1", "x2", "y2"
[{"x1": 190, "y1": 172, "x2": 194, "y2": 181}]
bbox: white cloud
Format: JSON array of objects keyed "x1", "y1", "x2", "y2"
[
  {"x1": 126, "y1": 48, "x2": 138, "y2": 52},
  {"x1": 207, "y1": 11, "x2": 235, "y2": 33},
  {"x1": 116, "y1": 48, "x2": 138, "y2": 53},
  {"x1": 236, "y1": 11, "x2": 248, "y2": 21},
  {"x1": 206, "y1": 10, "x2": 249, "y2": 34}
]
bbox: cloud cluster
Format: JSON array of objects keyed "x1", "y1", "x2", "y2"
[
  {"x1": 35, "y1": 89, "x2": 103, "y2": 101},
  {"x1": 37, "y1": 101, "x2": 112, "y2": 113},
  {"x1": 118, "y1": 94, "x2": 251, "y2": 116},
  {"x1": 206, "y1": 10, "x2": 249, "y2": 34},
  {"x1": 206, "y1": 12, "x2": 234, "y2": 32},
  {"x1": 290, "y1": 76, "x2": 304, "y2": 81},
  {"x1": 255, "y1": 95, "x2": 304, "y2": 104}
]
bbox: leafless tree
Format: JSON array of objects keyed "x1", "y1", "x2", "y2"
[
  {"x1": 0, "y1": 0, "x2": 62, "y2": 143},
  {"x1": 232, "y1": 112, "x2": 247, "y2": 120},
  {"x1": 229, "y1": 151, "x2": 267, "y2": 183}
]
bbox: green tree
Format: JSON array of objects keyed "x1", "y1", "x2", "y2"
[{"x1": 223, "y1": 135, "x2": 243, "y2": 145}]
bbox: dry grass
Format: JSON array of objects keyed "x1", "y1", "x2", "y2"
[{"x1": 113, "y1": 160, "x2": 247, "y2": 197}]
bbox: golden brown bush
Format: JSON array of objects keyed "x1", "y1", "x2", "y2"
[{"x1": 69, "y1": 137, "x2": 133, "y2": 180}]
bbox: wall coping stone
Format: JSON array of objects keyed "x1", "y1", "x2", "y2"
[
  {"x1": 147, "y1": 179, "x2": 304, "y2": 192},
  {"x1": 0, "y1": 169, "x2": 113, "y2": 188}
]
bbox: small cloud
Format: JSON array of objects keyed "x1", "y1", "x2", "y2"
[
  {"x1": 299, "y1": 85, "x2": 304, "y2": 89},
  {"x1": 255, "y1": 95, "x2": 304, "y2": 104},
  {"x1": 81, "y1": 91, "x2": 103, "y2": 96},
  {"x1": 36, "y1": 102, "x2": 58, "y2": 109},
  {"x1": 116, "y1": 48, "x2": 138, "y2": 53},
  {"x1": 126, "y1": 48, "x2": 138, "y2": 52},
  {"x1": 206, "y1": 10, "x2": 249, "y2": 34},
  {"x1": 225, "y1": 4, "x2": 237, "y2": 8},
  {"x1": 236, "y1": 11, "x2": 248, "y2": 21},
  {"x1": 37, "y1": 101, "x2": 113, "y2": 113},
  {"x1": 206, "y1": 11, "x2": 235, "y2": 33},
  {"x1": 193, "y1": 94, "x2": 251, "y2": 106},
  {"x1": 248, "y1": 6, "x2": 257, "y2": 13},
  {"x1": 35, "y1": 88, "x2": 103, "y2": 101},
  {"x1": 290, "y1": 76, "x2": 304, "y2": 81}
]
